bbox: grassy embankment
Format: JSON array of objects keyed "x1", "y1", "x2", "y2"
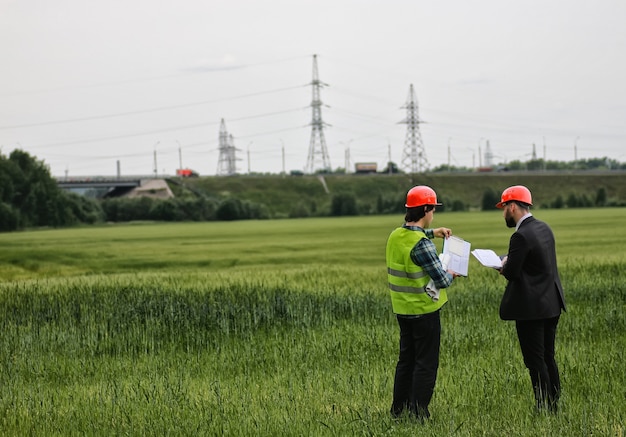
[
  {"x1": 175, "y1": 171, "x2": 626, "y2": 215},
  {"x1": 0, "y1": 208, "x2": 624, "y2": 435}
]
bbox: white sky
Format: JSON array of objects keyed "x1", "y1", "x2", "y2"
[{"x1": 1, "y1": 0, "x2": 625, "y2": 177}]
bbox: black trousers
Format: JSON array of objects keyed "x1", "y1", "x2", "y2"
[
  {"x1": 391, "y1": 310, "x2": 441, "y2": 418},
  {"x1": 515, "y1": 316, "x2": 561, "y2": 411}
]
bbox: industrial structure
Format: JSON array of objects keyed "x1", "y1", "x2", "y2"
[
  {"x1": 399, "y1": 84, "x2": 429, "y2": 173},
  {"x1": 216, "y1": 118, "x2": 240, "y2": 176},
  {"x1": 484, "y1": 140, "x2": 494, "y2": 168},
  {"x1": 304, "y1": 54, "x2": 331, "y2": 174}
]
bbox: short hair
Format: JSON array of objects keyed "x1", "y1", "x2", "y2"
[
  {"x1": 512, "y1": 201, "x2": 531, "y2": 211},
  {"x1": 405, "y1": 204, "x2": 435, "y2": 222}
]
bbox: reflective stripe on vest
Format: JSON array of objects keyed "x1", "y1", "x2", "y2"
[
  {"x1": 387, "y1": 267, "x2": 428, "y2": 293},
  {"x1": 387, "y1": 267, "x2": 427, "y2": 280}
]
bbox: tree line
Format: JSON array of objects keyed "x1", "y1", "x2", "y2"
[
  {"x1": 0, "y1": 150, "x2": 102, "y2": 232},
  {"x1": 430, "y1": 157, "x2": 626, "y2": 173},
  {"x1": 324, "y1": 157, "x2": 626, "y2": 174},
  {"x1": 1, "y1": 150, "x2": 623, "y2": 232}
]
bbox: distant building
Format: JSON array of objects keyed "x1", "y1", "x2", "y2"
[{"x1": 354, "y1": 162, "x2": 378, "y2": 174}]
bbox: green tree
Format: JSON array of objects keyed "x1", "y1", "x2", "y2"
[
  {"x1": 101, "y1": 198, "x2": 153, "y2": 222},
  {"x1": 0, "y1": 149, "x2": 103, "y2": 231},
  {"x1": 0, "y1": 159, "x2": 18, "y2": 204},
  {"x1": 216, "y1": 198, "x2": 244, "y2": 221},
  {"x1": 330, "y1": 192, "x2": 358, "y2": 216},
  {"x1": 289, "y1": 202, "x2": 311, "y2": 218},
  {"x1": 0, "y1": 202, "x2": 19, "y2": 232},
  {"x1": 552, "y1": 195, "x2": 564, "y2": 209},
  {"x1": 183, "y1": 197, "x2": 218, "y2": 221},
  {"x1": 526, "y1": 159, "x2": 544, "y2": 171},
  {"x1": 59, "y1": 191, "x2": 103, "y2": 225},
  {"x1": 506, "y1": 160, "x2": 525, "y2": 171},
  {"x1": 450, "y1": 199, "x2": 466, "y2": 211},
  {"x1": 481, "y1": 188, "x2": 500, "y2": 211},
  {"x1": 376, "y1": 193, "x2": 404, "y2": 214},
  {"x1": 566, "y1": 193, "x2": 579, "y2": 208},
  {"x1": 595, "y1": 187, "x2": 607, "y2": 206},
  {"x1": 149, "y1": 199, "x2": 186, "y2": 221},
  {"x1": 381, "y1": 161, "x2": 402, "y2": 174}
]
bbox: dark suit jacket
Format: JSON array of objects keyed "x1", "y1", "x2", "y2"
[{"x1": 500, "y1": 216, "x2": 566, "y2": 320}]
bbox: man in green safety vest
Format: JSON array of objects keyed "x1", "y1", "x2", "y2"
[{"x1": 386, "y1": 185, "x2": 459, "y2": 420}]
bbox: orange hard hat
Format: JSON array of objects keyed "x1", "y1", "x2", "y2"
[
  {"x1": 405, "y1": 185, "x2": 442, "y2": 208},
  {"x1": 496, "y1": 185, "x2": 533, "y2": 208}
]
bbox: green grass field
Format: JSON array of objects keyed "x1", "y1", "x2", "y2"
[{"x1": 0, "y1": 209, "x2": 624, "y2": 435}]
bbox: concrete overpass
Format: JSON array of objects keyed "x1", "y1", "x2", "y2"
[
  {"x1": 56, "y1": 176, "x2": 173, "y2": 198},
  {"x1": 56, "y1": 176, "x2": 143, "y2": 189}
]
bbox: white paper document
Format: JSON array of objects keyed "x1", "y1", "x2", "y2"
[
  {"x1": 442, "y1": 236, "x2": 471, "y2": 276},
  {"x1": 471, "y1": 249, "x2": 503, "y2": 269},
  {"x1": 425, "y1": 253, "x2": 450, "y2": 301}
]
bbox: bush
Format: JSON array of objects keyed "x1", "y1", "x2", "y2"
[
  {"x1": 566, "y1": 193, "x2": 579, "y2": 208},
  {"x1": 216, "y1": 198, "x2": 244, "y2": 221},
  {"x1": 596, "y1": 187, "x2": 607, "y2": 206},
  {"x1": 175, "y1": 197, "x2": 217, "y2": 221},
  {"x1": 60, "y1": 192, "x2": 104, "y2": 224},
  {"x1": 330, "y1": 192, "x2": 358, "y2": 216},
  {"x1": 289, "y1": 202, "x2": 311, "y2": 218},
  {"x1": 450, "y1": 199, "x2": 466, "y2": 211},
  {"x1": 552, "y1": 195, "x2": 564, "y2": 209},
  {"x1": 481, "y1": 188, "x2": 499, "y2": 211},
  {"x1": 579, "y1": 194, "x2": 593, "y2": 208},
  {"x1": 102, "y1": 198, "x2": 155, "y2": 222},
  {"x1": 376, "y1": 193, "x2": 405, "y2": 214},
  {"x1": 149, "y1": 199, "x2": 186, "y2": 221}
]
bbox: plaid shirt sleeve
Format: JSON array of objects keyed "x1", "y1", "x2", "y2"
[{"x1": 410, "y1": 236, "x2": 453, "y2": 289}]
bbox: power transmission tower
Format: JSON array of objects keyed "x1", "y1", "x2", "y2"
[
  {"x1": 305, "y1": 54, "x2": 331, "y2": 174},
  {"x1": 216, "y1": 118, "x2": 240, "y2": 176},
  {"x1": 484, "y1": 140, "x2": 494, "y2": 167},
  {"x1": 399, "y1": 84, "x2": 429, "y2": 173}
]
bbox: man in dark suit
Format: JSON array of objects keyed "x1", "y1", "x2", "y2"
[{"x1": 496, "y1": 185, "x2": 566, "y2": 413}]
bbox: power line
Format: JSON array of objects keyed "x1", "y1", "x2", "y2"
[
  {"x1": 28, "y1": 110, "x2": 305, "y2": 149},
  {"x1": 235, "y1": 126, "x2": 304, "y2": 139},
  {"x1": 0, "y1": 85, "x2": 305, "y2": 130},
  {"x1": 29, "y1": 122, "x2": 213, "y2": 149}
]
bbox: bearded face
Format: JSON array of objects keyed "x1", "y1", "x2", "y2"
[
  {"x1": 505, "y1": 215, "x2": 517, "y2": 228},
  {"x1": 503, "y1": 204, "x2": 517, "y2": 228}
]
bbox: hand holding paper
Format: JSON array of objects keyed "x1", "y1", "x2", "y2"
[
  {"x1": 471, "y1": 249, "x2": 503, "y2": 269},
  {"x1": 442, "y1": 236, "x2": 471, "y2": 276}
]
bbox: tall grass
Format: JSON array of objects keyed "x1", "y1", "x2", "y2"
[{"x1": 0, "y1": 208, "x2": 624, "y2": 435}]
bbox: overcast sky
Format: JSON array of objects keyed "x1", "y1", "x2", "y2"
[{"x1": 1, "y1": 0, "x2": 625, "y2": 177}]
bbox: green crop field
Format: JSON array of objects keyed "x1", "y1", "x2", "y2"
[{"x1": 0, "y1": 208, "x2": 624, "y2": 436}]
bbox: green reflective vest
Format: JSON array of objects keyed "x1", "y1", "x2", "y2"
[{"x1": 386, "y1": 227, "x2": 448, "y2": 315}]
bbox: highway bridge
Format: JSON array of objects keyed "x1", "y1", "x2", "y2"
[
  {"x1": 56, "y1": 176, "x2": 173, "y2": 198},
  {"x1": 56, "y1": 176, "x2": 143, "y2": 189}
]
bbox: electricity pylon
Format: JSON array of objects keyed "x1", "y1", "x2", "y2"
[
  {"x1": 305, "y1": 54, "x2": 331, "y2": 174},
  {"x1": 399, "y1": 84, "x2": 429, "y2": 173},
  {"x1": 216, "y1": 118, "x2": 240, "y2": 176}
]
